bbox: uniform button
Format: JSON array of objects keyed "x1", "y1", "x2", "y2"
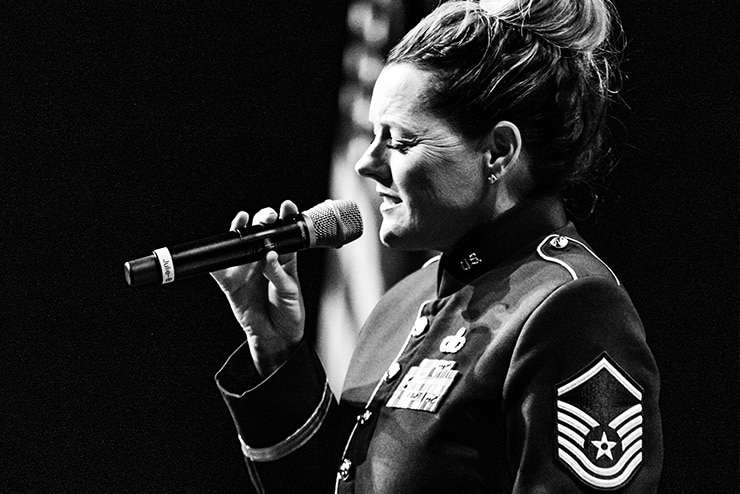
[
  {"x1": 357, "y1": 409, "x2": 372, "y2": 425},
  {"x1": 411, "y1": 316, "x2": 429, "y2": 337},
  {"x1": 385, "y1": 361, "x2": 401, "y2": 382},
  {"x1": 550, "y1": 235, "x2": 569, "y2": 249},
  {"x1": 338, "y1": 458, "x2": 353, "y2": 482}
]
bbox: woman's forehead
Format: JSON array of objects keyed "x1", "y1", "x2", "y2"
[{"x1": 368, "y1": 64, "x2": 433, "y2": 129}]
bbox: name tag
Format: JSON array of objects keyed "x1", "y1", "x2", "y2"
[{"x1": 386, "y1": 359, "x2": 459, "y2": 413}]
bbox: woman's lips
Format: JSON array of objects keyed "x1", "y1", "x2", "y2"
[{"x1": 378, "y1": 189, "x2": 402, "y2": 211}]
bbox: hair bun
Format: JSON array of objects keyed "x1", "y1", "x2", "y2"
[{"x1": 480, "y1": 0, "x2": 614, "y2": 54}]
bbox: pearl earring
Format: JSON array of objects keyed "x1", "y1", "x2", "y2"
[{"x1": 487, "y1": 174, "x2": 498, "y2": 184}]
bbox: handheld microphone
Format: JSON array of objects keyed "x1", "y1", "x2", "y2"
[{"x1": 124, "y1": 199, "x2": 363, "y2": 287}]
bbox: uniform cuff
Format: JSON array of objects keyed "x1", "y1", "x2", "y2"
[{"x1": 215, "y1": 338, "x2": 331, "y2": 458}]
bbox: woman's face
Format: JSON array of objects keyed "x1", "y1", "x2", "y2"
[{"x1": 355, "y1": 63, "x2": 492, "y2": 252}]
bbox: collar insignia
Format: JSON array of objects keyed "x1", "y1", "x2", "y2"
[
  {"x1": 459, "y1": 252, "x2": 482, "y2": 272},
  {"x1": 555, "y1": 353, "x2": 644, "y2": 490}
]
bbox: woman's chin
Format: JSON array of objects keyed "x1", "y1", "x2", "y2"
[{"x1": 379, "y1": 226, "x2": 406, "y2": 250}]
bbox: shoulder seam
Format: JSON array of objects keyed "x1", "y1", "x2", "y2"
[
  {"x1": 536, "y1": 235, "x2": 620, "y2": 286},
  {"x1": 566, "y1": 236, "x2": 620, "y2": 286},
  {"x1": 537, "y1": 235, "x2": 578, "y2": 282}
]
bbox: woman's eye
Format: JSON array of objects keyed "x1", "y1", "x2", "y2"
[{"x1": 386, "y1": 139, "x2": 414, "y2": 154}]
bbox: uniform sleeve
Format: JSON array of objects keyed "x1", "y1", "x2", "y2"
[
  {"x1": 503, "y1": 276, "x2": 663, "y2": 493},
  {"x1": 215, "y1": 338, "x2": 340, "y2": 493}
]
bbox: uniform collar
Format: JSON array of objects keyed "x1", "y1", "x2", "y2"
[{"x1": 437, "y1": 194, "x2": 567, "y2": 298}]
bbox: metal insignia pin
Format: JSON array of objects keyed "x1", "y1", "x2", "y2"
[
  {"x1": 550, "y1": 236, "x2": 569, "y2": 249},
  {"x1": 440, "y1": 327, "x2": 467, "y2": 354},
  {"x1": 459, "y1": 252, "x2": 482, "y2": 271}
]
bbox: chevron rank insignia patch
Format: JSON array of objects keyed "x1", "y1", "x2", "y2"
[{"x1": 555, "y1": 353, "x2": 644, "y2": 490}]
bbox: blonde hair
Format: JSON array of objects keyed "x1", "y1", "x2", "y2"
[{"x1": 388, "y1": 0, "x2": 622, "y2": 214}]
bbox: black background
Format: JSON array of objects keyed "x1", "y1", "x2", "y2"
[{"x1": 2, "y1": 1, "x2": 737, "y2": 492}]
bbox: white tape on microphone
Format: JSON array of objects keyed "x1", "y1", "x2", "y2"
[{"x1": 153, "y1": 247, "x2": 175, "y2": 284}]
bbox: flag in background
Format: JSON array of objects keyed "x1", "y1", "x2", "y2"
[{"x1": 317, "y1": 0, "x2": 436, "y2": 396}]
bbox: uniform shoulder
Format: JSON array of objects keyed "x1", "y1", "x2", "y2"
[{"x1": 534, "y1": 232, "x2": 621, "y2": 286}]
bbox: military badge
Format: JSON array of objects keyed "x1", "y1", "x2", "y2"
[
  {"x1": 555, "y1": 353, "x2": 644, "y2": 490},
  {"x1": 386, "y1": 359, "x2": 459, "y2": 413},
  {"x1": 440, "y1": 327, "x2": 467, "y2": 354}
]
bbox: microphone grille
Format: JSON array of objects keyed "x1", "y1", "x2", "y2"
[{"x1": 305, "y1": 199, "x2": 363, "y2": 248}]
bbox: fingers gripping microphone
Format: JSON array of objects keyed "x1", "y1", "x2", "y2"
[{"x1": 124, "y1": 199, "x2": 363, "y2": 287}]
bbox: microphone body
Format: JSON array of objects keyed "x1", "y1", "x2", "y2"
[{"x1": 124, "y1": 199, "x2": 362, "y2": 287}]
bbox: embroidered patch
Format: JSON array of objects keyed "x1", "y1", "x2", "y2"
[
  {"x1": 555, "y1": 353, "x2": 644, "y2": 490},
  {"x1": 386, "y1": 359, "x2": 459, "y2": 413}
]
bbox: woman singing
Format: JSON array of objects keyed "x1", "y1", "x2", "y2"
[{"x1": 211, "y1": 1, "x2": 663, "y2": 492}]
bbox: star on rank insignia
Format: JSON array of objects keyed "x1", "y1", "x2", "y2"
[{"x1": 555, "y1": 353, "x2": 644, "y2": 490}]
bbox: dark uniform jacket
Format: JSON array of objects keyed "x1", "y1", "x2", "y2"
[{"x1": 215, "y1": 195, "x2": 663, "y2": 493}]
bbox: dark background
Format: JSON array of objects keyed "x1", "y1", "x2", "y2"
[{"x1": 2, "y1": 1, "x2": 737, "y2": 492}]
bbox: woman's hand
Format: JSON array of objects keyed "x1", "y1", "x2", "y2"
[{"x1": 210, "y1": 200, "x2": 305, "y2": 377}]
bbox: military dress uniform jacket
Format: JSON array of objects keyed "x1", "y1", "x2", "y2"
[{"x1": 215, "y1": 195, "x2": 663, "y2": 493}]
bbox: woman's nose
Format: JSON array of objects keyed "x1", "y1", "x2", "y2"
[{"x1": 354, "y1": 137, "x2": 391, "y2": 186}]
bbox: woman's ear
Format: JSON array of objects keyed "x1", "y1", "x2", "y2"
[{"x1": 485, "y1": 121, "x2": 522, "y2": 180}]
